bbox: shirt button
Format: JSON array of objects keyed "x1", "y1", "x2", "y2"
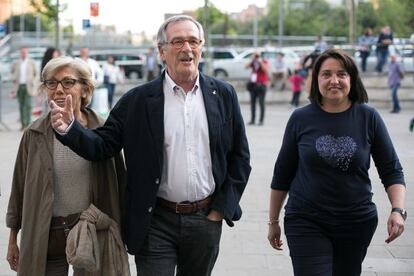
[
  {"x1": 155, "y1": 178, "x2": 160, "y2": 185},
  {"x1": 148, "y1": 207, "x2": 153, "y2": 213}
]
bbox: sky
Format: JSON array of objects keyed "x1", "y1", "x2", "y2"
[{"x1": 61, "y1": 0, "x2": 267, "y2": 35}]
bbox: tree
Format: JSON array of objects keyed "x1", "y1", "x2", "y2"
[
  {"x1": 30, "y1": 0, "x2": 68, "y2": 48},
  {"x1": 373, "y1": 0, "x2": 412, "y2": 37},
  {"x1": 29, "y1": 0, "x2": 63, "y2": 22}
]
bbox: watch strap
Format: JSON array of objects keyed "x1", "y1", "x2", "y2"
[{"x1": 391, "y1": 207, "x2": 407, "y2": 220}]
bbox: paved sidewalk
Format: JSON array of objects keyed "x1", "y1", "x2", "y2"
[{"x1": 0, "y1": 85, "x2": 413, "y2": 275}]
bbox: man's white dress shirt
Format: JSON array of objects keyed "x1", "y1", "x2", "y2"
[{"x1": 157, "y1": 72, "x2": 215, "y2": 203}]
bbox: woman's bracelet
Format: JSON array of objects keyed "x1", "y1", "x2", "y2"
[{"x1": 268, "y1": 218, "x2": 280, "y2": 225}]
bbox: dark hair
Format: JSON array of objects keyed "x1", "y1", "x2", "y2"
[
  {"x1": 309, "y1": 49, "x2": 368, "y2": 105},
  {"x1": 41, "y1": 47, "x2": 57, "y2": 73}
]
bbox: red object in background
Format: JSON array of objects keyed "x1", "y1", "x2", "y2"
[
  {"x1": 90, "y1": 2, "x2": 99, "y2": 17},
  {"x1": 8, "y1": 91, "x2": 16, "y2": 98}
]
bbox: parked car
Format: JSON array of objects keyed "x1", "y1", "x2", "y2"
[
  {"x1": 73, "y1": 49, "x2": 145, "y2": 79},
  {"x1": 212, "y1": 47, "x2": 301, "y2": 80}
]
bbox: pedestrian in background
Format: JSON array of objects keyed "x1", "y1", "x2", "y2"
[
  {"x1": 11, "y1": 47, "x2": 38, "y2": 130},
  {"x1": 50, "y1": 15, "x2": 251, "y2": 276},
  {"x1": 376, "y1": 25, "x2": 393, "y2": 73},
  {"x1": 145, "y1": 47, "x2": 159, "y2": 82},
  {"x1": 38, "y1": 47, "x2": 62, "y2": 115},
  {"x1": 358, "y1": 27, "x2": 375, "y2": 72},
  {"x1": 103, "y1": 55, "x2": 123, "y2": 108},
  {"x1": 388, "y1": 54, "x2": 404, "y2": 113},
  {"x1": 79, "y1": 47, "x2": 104, "y2": 84},
  {"x1": 268, "y1": 49, "x2": 406, "y2": 276},
  {"x1": 79, "y1": 47, "x2": 107, "y2": 115},
  {"x1": 302, "y1": 49, "x2": 320, "y2": 96},
  {"x1": 6, "y1": 56, "x2": 127, "y2": 275},
  {"x1": 314, "y1": 35, "x2": 328, "y2": 53},
  {"x1": 288, "y1": 69, "x2": 304, "y2": 108},
  {"x1": 41, "y1": 48, "x2": 62, "y2": 73},
  {"x1": 271, "y1": 52, "x2": 286, "y2": 91},
  {"x1": 246, "y1": 51, "x2": 269, "y2": 125}
]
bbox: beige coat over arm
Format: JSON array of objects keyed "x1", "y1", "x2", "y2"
[{"x1": 6, "y1": 108, "x2": 127, "y2": 276}]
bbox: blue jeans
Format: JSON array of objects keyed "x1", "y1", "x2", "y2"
[
  {"x1": 359, "y1": 51, "x2": 370, "y2": 72},
  {"x1": 135, "y1": 205, "x2": 222, "y2": 276},
  {"x1": 376, "y1": 50, "x2": 389, "y2": 73},
  {"x1": 285, "y1": 215, "x2": 378, "y2": 276},
  {"x1": 106, "y1": 83, "x2": 115, "y2": 108},
  {"x1": 391, "y1": 83, "x2": 401, "y2": 112}
]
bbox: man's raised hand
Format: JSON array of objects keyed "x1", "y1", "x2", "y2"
[{"x1": 50, "y1": 95, "x2": 74, "y2": 133}]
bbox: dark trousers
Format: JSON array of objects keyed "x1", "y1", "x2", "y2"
[
  {"x1": 390, "y1": 83, "x2": 401, "y2": 112},
  {"x1": 106, "y1": 83, "x2": 116, "y2": 108},
  {"x1": 45, "y1": 257, "x2": 84, "y2": 276},
  {"x1": 290, "y1": 91, "x2": 301, "y2": 107},
  {"x1": 17, "y1": 84, "x2": 32, "y2": 128},
  {"x1": 147, "y1": 70, "x2": 156, "y2": 82},
  {"x1": 248, "y1": 83, "x2": 266, "y2": 124},
  {"x1": 376, "y1": 50, "x2": 389, "y2": 73},
  {"x1": 360, "y1": 51, "x2": 370, "y2": 72},
  {"x1": 135, "y1": 205, "x2": 222, "y2": 276},
  {"x1": 284, "y1": 215, "x2": 378, "y2": 276}
]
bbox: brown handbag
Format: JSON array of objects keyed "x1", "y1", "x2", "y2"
[{"x1": 47, "y1": 213, "x2": 80, "y2": 260}]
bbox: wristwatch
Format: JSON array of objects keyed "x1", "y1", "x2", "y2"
[{"x1": 391, "y1": 208, "x2": 407, "y2": 221}]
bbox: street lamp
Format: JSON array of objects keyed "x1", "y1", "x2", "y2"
[
  {"x1": 203, "y1": 0, "x2": 211, "y2": 75},
  {"x1": 55, "y1": 0, "x2": 60, "y2": 49}
]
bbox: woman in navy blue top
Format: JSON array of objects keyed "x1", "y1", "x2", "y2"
[{"x1": 267, "y1": 49, "x2": 406, "y2": 276}]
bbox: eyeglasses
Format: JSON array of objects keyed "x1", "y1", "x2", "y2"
[
  {"x1": 44, "y1": 78, "x2": 80, "y2": 89},
  {"x1": 167, "y1": 38, "x2": 203, "y2": 49}
]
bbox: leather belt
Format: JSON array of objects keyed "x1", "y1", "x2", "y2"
[
  {"x1": 157, "y1": 196, "x2": 212, "y2": 214},
  {"x1": 50, "y1": 213, "x2": 80, "y2": 237}
]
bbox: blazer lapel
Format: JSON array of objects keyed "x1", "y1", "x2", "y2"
[
  {"x1": 146, "y1": 76, "x2": 165, "y2": 166},
  {"x1": 200, "y1": 74, "x2": 220, "y2": 159}
]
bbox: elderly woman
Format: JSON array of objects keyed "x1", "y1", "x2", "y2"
[
  {"x1": 6, "y1": 56, "x2": 126, "y2": 275},
  {"x1": 268, "y1": 49, "x2": 406, "y2": 276}
]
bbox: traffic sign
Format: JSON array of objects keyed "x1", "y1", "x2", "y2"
[
  {"x1": 0, "y1": 24, "x2": 5, "y2": 37},
  {"x1": 82, "y1": 19, "x2": 91, "y2": 30},
  {"x1": 90, "y1": 2, "x2": 99, "y2": 17}
]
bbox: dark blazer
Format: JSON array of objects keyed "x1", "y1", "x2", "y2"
[{"x1": 57, "y1": 72, "x2": 251, "y2": 254}]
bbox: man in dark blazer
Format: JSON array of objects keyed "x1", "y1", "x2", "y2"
[{"x1": 50, "y1": 15, "x2": 251, "y2": 275}]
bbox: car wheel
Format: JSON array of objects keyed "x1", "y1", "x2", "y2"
[{"x1": 214, "y1": 69, "x2": 228, "y2": 80}]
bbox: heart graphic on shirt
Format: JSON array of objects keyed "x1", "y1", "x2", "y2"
[{"x1": 315, "y1": 135, "x2": 357, "y2": 171}]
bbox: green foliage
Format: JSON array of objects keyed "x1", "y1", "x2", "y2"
[
  {"x1": 29, "y1": 0, "x2": 59, "y2": 19},
  {"x1": 195, "y1": 4, "x2": 224, "y2": 28},
  {"x1": 357, "y1": 2, "x2": 377, "y2": 31},
  {"x1": 62, "y1": 24, "x2": 73, "y2": 35},
  {"x1": 373, "y1": 0, "x2": 412, "y2": 37},
  {"x1": 194, "y1": 0, "x2": 414, "y2": 38}
]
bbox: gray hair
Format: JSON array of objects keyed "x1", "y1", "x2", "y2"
[
  {"x1": 156, "y1": 15, "x2": 205, "y2": 49},
  {"x1": 40, "y1": 56, "x2": 96, "y2": 108}
]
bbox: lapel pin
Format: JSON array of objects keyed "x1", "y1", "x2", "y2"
[{"x1": 212, "y1": 90, "x2": 216, "y2": 95}]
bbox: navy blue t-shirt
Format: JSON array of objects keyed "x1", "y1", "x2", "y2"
[{"x1": 271, "y1": 103, "x2": 405, "y2": 222}]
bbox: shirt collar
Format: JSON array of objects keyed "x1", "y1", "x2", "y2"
[{"x1": 165, "y1": 71, "x2": 200, "y2": 95}]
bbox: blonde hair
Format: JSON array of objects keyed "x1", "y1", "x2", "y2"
[{"x1": 40, "y1": 56, "x2": 96, "y2": 108}]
